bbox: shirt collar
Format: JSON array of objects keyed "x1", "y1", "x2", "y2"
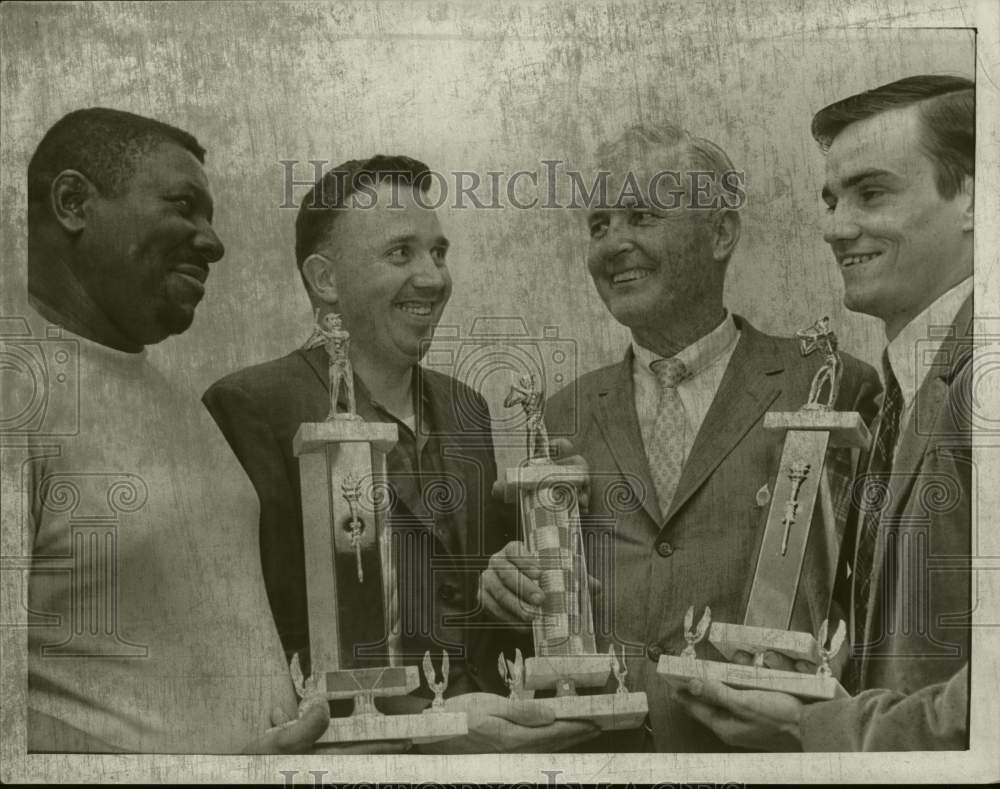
[
  {"x1": 345, "y1": 366, "x2": 435, "y2": 440},
  {"x1": 886, "y1": 277, "x2": 973, "y2": 411},
  {"x1": 632, "y1": 311, "x2": 739, "y2": 379}
]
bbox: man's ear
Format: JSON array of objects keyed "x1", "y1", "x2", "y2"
[
  {"x1": 711, "y1": 208, "x2": 741, "y2": 264},
  {"x1": 301, "y1": 253, "x2": 340, "y2": 304},
  {"x1": 959, "y1": 175, "x2": 974, "y2": 234},
  {"x1": 50, "y1": 170, "x2": 93, "y2": 235}
]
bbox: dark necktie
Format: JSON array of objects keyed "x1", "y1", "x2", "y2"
[{"x1": 848, "y1": 352, "x2": 904, "y2": 687}]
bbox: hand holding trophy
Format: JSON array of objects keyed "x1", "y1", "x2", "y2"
[
  {"x1": 658, "y1": 317, "x2": 870, "y2": 700},
  {"x1": 495, "y1": 375, "x2": 648, "y2": 729},
  {"x1": 291, "y1": 312, "x2": 468, "y2": 743}
]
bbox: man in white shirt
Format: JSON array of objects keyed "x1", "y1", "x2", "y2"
[
  {"x1": 675, "y1": 74, "x2": 974, "y2": 751},
  {"x1": 479, "y1": 122, "x2": 881, "y2": 751},
  {"x1": 19, "y1": 107, "x2": 328, "y2": 752}
]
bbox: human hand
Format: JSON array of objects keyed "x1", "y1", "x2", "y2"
[
  {"x1": 246, "y1": 702, "x2": 412, "y2": 754},
  {"x1": 669, "y1": 677, "x2": 806, "y2": 752},
  {"x1": 242, "y1": 701, "x2": 330, "y2": 754},
  {"x1": 416, "y1": 692, "x2": 601, "y2": 753},
  {"x1": 731, "y1": 650, "x2": 817, "y2": 674},
  {"x1": 479, "y1": 541, "x2": 544, "y2": 627},
  {"x1": 731, "y1": 635, "x2": 848, "y2": 680}
]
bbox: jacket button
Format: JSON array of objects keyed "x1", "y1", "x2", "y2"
[
  {"x1": 656, "y1": 541, "x2": 674, "y2": 557},
  {"x1": 645, "y1": 643, "x2": 663, "y2": 661}
]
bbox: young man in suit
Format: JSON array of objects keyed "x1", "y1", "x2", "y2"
[
  {"x1": 675, "y1": 75, "x2": 974, "y2": 751},
  {"x1": 203, "y1": 155, "x2": 598, "y2": 752},
  {"x1": 479, "y1": 123, "x2": 881, "y2": 751}
]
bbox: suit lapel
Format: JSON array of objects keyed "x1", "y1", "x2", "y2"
[
  {"x1": 298, "y1": 346, "x2": 330, "y2": 393},
  {"x1": 415, "y1": 366, "x2": 473, "y2": 557},
  {"x1": 664, "y1": 320, "x2": 784, "y2": 523},
  {"x1": 592, "y1": 354, "x2": 664, "y2": 525},
  {"x1": 861, "y1": 295, "x2": 973, "y2": 653},
  {"x1": 877, "y1": 295, "x2": 974, "y2": 529}
]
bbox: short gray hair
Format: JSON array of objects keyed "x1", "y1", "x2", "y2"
[{"x1": 596, "y1": 122, "x2": 739, "y2": 208}]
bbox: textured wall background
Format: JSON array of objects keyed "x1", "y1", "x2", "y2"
[
  {"x1": 1, "y1": 0, "x2": 994, "y2": 783},
  {"x1": 0, "y1": 4, "x2": 973, "y2": 421}
]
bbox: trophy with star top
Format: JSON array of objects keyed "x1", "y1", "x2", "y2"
[
  {"x1": 657, "y1": 317, "x2": 869, "y2": 699},
  {"x1": 497, "y1": 375, "x2": 647, "y2": 729},
  {"x1": 290, "y1": 311, "x2": 467, "y2": 742}
]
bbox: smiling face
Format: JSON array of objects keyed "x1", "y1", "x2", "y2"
[
  {"x1": 822, "y1": 105, "x2": 973, "y2": 338},
  {"x1": 77, "y1": 140, "x2": 225, "y2": 346},
  {"x1": 585, "y1": 151, "x2": 728, "y2": 341},
  {"x1": 318, "y1": 181, "x2": 452, "y2": 371}
]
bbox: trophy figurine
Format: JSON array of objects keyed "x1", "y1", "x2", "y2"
[
  {"x1": 609, "y1": 645, "x2": 630, "y2": 695},
  {"x1": 798, "y1": 317, "x2": 844, "y2": 411},
  {"x1": 658, "y1": 317, "x2": 870, "y2": 699},
  {"x1": 498, "y1": 375, "x2": 647, "y2": 729},
  {"x1": 680, "y1": 607, "x2": 711, "y2": 659},
  {"x1": 291, "y1": 312, "x2": 467, "y2": 742},
  {"x1": 422, "y1": 651, "x2": 450, "y2": 710},
  {"x1": 303, "y1": 310, "x2": 362, "y2": 420}
]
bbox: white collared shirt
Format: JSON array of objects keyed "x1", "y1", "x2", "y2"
[
  {"x1": 886, "y1": 277, "x2": 972, "y2": 439},
  {"x1": 632, "y1": 312, "x2": 741, "y2": 461}
]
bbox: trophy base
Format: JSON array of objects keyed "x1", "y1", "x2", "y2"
[
  {"x1": 320, "y1": 666, "x2": 420, "y2": 698},
  {"x1": 524, "y1": 655, "x2": 612, "y2": 690},
  {"x1": 525, "y1": 691, "x2": 648, "y2": 730},
  {"x1": 708, "y1": 622, "x2": 819, "y2": 664},
  {"x1": 763, "y1": 410, "x2": 871, "y2": 449},
  {"x1": 657, "y1": 655, "x2": 842, "y2": 700},
  {"x1": 319, "y1": 710, "x2": 468, "y2": 744}
]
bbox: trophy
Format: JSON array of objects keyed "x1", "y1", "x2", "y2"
[
  {"x1": 290, "y1": 312, "x2": 467, "y2": 742},
  {"x1": 658, "y1": 317, "x2": 869, "y2": 699},
  {"x1": 498, "y1": 375, "x2": 648, "y2": 729}
]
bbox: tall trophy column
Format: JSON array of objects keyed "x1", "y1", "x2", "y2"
[
  {"x1": 498, "y1": 375, "x2": 647, "y2": 729},
  {"x1": 291, "y1": 313, "x2": 467, "y2": 742},
  {"x1": 658, "y1": 317, "x2": 870, "y2": 700}
]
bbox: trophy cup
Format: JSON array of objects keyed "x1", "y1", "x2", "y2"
[
  {"x1": 290, "y1": 312, "x2": 467, "y2": 742},
  {"x1": 658, "y1": 317, "x2": 868, "y2": 699},
  {"x1": 498, "y1": 375, "x2": 648, "y2": 728}
]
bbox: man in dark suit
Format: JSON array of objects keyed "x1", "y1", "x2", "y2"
[
  {"x1": 203, "y1": 155, "x2": 597, "y2": 752},
  {"x1": 479, "y1": 123, "x2": 881, "y2": 751},
  {"x1": 675, "y1": 75, "x2": 974, "y2": 751}
]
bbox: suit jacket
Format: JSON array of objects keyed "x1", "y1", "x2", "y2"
[
  {"x1": 545, "y1": 315, "x2": 881, "y2": 751},
  {"x1": 203, "y1": 347, "x2": 521, "y2": 703},
  {"x1": 800, "y1": 297, "x2": 973, "y2": 750}
]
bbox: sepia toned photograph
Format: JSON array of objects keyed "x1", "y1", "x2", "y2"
[{"x1": 1, "y1": 0, "x2": 997, "y2": 784}]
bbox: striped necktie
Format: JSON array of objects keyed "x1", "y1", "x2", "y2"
[{"x1": 647, "y1": 357, "x2": 691, "y2": 517}]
